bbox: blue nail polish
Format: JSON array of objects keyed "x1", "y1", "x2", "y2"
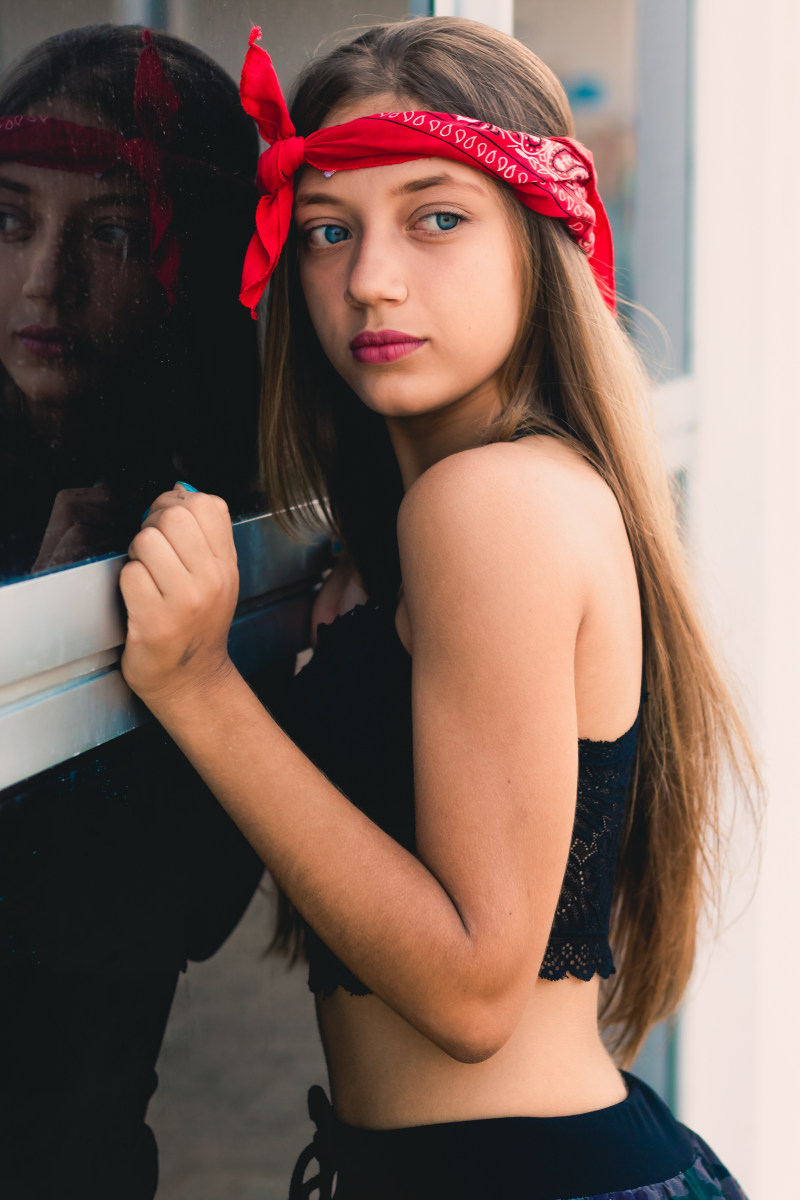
[
  {"x1": 174, "y1": 481, "x2": 199, "y2": 492},
  {"x1": 141, "y1": 506, "x2": 151, "y2": 522}
]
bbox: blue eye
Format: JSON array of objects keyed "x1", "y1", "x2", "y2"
[
  {"x1": 417, "y1": 211, "x2": 462, "y2": 233},
  {"x1": 307, "y1": 224, "x2": 350, "y2": 247},
  {"x1": 0, "y1": 208, "x2": 28, "y2": 238},
  {"x1": 94, "y1": 220, "x2": 148, "y2": 253}
]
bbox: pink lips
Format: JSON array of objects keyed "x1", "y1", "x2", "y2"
[
  {"x1": 16, "y1": 325, "x2": 76, "y2": 360},
  {"x1": 350, "y1": 329, "x2": 426, "y2": 365}
]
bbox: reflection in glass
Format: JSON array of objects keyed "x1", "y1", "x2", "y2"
[
  {"x1": 0, "y1": 24, "x2": 261, "y2": 582},
  {"x1": 0, "y1": 27, "x2": 272, "y2": 1200}
]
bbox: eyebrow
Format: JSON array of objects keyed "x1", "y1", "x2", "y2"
[
  {"x1": 392, "y1": 172, "x2": 486, "y2": 196},
  {"x1": 85, "y1": 192, "x2": 147, "y2": 209},
  {"x1": 0, "y1": 176, "x2": 146, "y2": 207},
  {"x1": 0, "y1": 176, "x2": 29, "y2": 194},
  {"x1": 295, "y1": 171, "x2": 486, "y2": 208}
]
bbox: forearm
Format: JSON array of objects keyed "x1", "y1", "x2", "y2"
[{"x1": 147, "y1": 666, "x2": 509, "y2": 1055}]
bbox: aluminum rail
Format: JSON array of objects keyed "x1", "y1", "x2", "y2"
[{"x1": 0, "y1": 511, "x2": 329, "y2": 791}]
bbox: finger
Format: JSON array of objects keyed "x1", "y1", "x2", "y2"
[
  {"x1": 142, "y1": 487, "x2": 193, "y2": 524},
  {"x1": 177, "y1": 491, "x2": 236, "y2": 563},
  {"x1": 144, "y1": 503, "x2": 219, "y2": 577},
  {"x1": 127, "y1": 525, "x2": 190, "y2": 599},
  {"x1": 119, "y1": 557, "x2": 164, "y2": 623},
  {"x1": 143, "y1": 489, "x2": 235, "y2": 564}
]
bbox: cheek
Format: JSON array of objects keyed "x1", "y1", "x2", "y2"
[
  {"x1": 89, "y1": 259, "x2": 150, "y2": 308},
  {"x1": 482, "y1": 232, "x2": 522, "y2": 350},
  {"x1": 440, "y1": 244, "x2": 521, "y2": 359},
  {"x1": 86, "y1": 264, "x2": 163, "y2": 346},
  {"x1": 0, "y1": 252, "x2": 25, "y2": 322}
]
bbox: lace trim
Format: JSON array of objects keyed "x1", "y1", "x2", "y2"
[{"x1": 538, "y1": 934, "x2": 616, "y2": 981}]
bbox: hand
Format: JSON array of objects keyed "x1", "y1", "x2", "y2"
[
  {"x1": 119, "y1": 486, "x2": 239, "y2": 707},
  {"x1": 32, "y1": 484, "x2": 120, "y2": 571}
]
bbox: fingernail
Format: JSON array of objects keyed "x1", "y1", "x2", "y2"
[
  {"x1": 141, "y1": 506, "x2": 151, "y2": 522},
  {"x1": 174, "y1": 481, "x2": 198, "y2": 492}
]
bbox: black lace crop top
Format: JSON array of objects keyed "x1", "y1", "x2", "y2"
[{"x1": 277, "y1": 603, "x2": 642, "y2": 996}]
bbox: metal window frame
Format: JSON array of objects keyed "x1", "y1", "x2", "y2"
[
  {"x1": 0, "y1": 512, "x2": 328, "y2": 792},
  {"x1": 633, "y1": 0, "x2": 694, "y2": 378}
]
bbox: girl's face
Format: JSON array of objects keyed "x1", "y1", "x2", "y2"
[
  {"x1": 0, "y1": 110, "x2": 162, "y2": 419},
  {"x1": 295, "y1": 99, "x2": 522, "y2": 431}
]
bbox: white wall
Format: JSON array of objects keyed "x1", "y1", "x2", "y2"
[{"x1": 679, "y1": 1, "x2": 800, "y2": 1194}]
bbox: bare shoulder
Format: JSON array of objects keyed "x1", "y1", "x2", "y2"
[
  {"x1": 396, "y1": 436, "x2": 641, "y2": 737},
  {"x1": 397, "y1": 435, "x2": 622, "y2": 579},
  {"x1": 396, "y1": 437, "x2": 616, "y2": 659}
]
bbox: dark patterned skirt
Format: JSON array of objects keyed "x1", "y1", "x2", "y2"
[{"x1": 288, "y1": 1073, "x2": 747, "y2": 1199}]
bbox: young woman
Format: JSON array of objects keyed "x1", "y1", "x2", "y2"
[
  {"x1": 120, "y1": 18, "x2": 756, "y2": 1199},
  {"x1": 0, "y1": 27, "x2": 266, "y2": 1199},
  {"x1": 0, "y1": 23, "x2": 260, "y2": 579}
]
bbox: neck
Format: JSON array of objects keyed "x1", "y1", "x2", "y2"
[{"x1": 385, "y1": 382, "x2": 503, "y2": 491}]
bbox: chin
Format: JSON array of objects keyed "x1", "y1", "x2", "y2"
[
  {"x1": 7, "y1": 368, "x2": 83, "y2": 409},
  {"x1": 350, "y1": 381, "x2": 448, "y2": 419},
  {"x1": 359, "y1": 397, "x2": 437, "y2": 420}
]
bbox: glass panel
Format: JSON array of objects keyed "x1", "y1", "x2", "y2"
[
  {"x1": 514, "y1": 0, "x2": 692, "y2": 376},
  {"x1": 514, "y1": 0, "x2": 693, "y2": 1107},
  {"x1": 632, "y1": 1020, "x2": 679, "y2": 1108},
  {"x1": 632, "y1": 0, "x2": 692, "y2": 375},
  {"x1": 0, "y1": 5, "x2": 267, "y2": 583},
  {"x1": 514, "y1": 0, "x2": 637, "y2": 303},
  {"x1": 0, "y1": 6, "x2": 406, "y2": 1199}
]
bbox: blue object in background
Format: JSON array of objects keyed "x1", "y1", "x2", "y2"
[{"x1": 565, "y1": 75, "x2": 607, "y2": 110}]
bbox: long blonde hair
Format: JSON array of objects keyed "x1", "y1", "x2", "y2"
[{"x1": 260, "y1": 16, "x2": 759, "y2": 1065}]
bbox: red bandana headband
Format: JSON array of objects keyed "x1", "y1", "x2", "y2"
[
  {"x1": 239, "y1": 26, "x2": 615, "y2": 317},
  {"x1": 0, "y1": 31, "x2": 233, "y2": 306}
]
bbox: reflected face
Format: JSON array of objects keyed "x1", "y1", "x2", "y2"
[
  {"x1": 0, "y1": 151, "x2": 161, "y2": 411},
  {"x1": 295, "y1": 99, "x2": 521, "y2": 428}
]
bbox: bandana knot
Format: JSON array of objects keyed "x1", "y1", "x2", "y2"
[
  {"x1": 241, "y1": 133, "x2": 306, "y2": 314},
  {"x1": 258, "y1": 133, "x2": 306, "y2": 194}
]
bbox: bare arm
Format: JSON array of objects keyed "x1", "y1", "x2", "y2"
[{"x1": 120, "y1": 452, "x2": 590, "y2": 1062}]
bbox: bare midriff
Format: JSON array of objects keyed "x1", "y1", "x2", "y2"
[{"x1": 316, "y1": 974, "x2": 628, "y2": 1130}]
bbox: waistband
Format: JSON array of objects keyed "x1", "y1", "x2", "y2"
[{"x1": 289, "y1": 1072, "x2": 697, "y2": 1200}]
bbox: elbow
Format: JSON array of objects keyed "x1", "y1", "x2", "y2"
[
  {"x1": 400, "y1": 934, "x2": 538, "y2": 1063},
  {"x1": 426, "y1": 995, "x2": 520, "y2": 1065},
  {"x1": 443, "y1": 1039, "x2": 505, "y2": 1066}
]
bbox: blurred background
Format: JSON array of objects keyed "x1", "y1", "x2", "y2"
[{"x1": 1, "y1": 2, "x2": 797, "y2": 1196}]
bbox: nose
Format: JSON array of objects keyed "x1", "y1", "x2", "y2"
[
  {"x1": 344, "y1": 233, "x2": 408, "y2": 309},
  {"x1": 21, "y1": 225, "x2": 84, "y2": 307}
]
